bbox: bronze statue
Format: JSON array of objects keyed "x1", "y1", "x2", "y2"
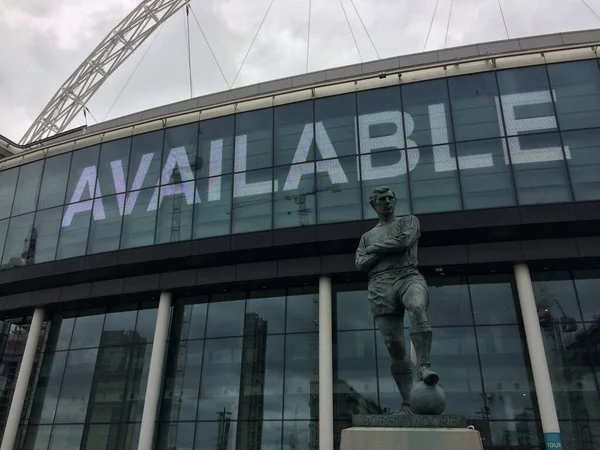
[{"x1": 355, "y1": 187, "x2": 438, "y2": 413}]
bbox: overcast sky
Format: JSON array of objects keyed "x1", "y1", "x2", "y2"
[{"x1": 1, "y1": 0, "x2": 600, "y2": 143}]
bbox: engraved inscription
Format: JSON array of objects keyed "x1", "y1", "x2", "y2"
[{"x1": 352, "y1": 414, "x2": 466, "y2": 429}]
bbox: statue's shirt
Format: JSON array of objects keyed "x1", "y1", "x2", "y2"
[{"x1": 355, "y1": 215, "x2": 420, "y2": 278}]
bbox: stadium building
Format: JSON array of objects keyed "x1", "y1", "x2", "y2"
[{"x1": 0, "y1": 27, "x2": 599, "y2": 450}]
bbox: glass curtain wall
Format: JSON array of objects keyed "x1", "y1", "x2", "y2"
[
  {"x1": 18, "y1": 299, "x2": 158, "y2": 450},
  {"x1": 0, "y1": 59, "x2": 599, "y2": 268}
]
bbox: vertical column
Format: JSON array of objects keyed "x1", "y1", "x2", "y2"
[
  {"x1": 1, "y1": 307, "x2": 44, "y2": 450},
  {"x1": 318, "y1": 276, "x2": 334, "y2": 450},
  {"x1": 514, "y1": 263, "x2": 563, "y2": 449},
  {"x1": 138, "y1": 291, "x2": 172, "y2": 450}
]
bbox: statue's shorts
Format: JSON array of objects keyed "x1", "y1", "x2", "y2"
[{"x1": 367, "y1": 268, "x2": 429, "y2": 318}]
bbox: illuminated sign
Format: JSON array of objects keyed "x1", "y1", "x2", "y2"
[{"x1": 62, "y1": 89, "x2": 571, "y2": 228}]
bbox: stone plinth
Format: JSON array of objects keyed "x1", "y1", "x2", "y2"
[{"x1": 340, "y1": 427, "x2": 483, "y2": 450}]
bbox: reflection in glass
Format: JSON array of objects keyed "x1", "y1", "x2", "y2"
[
  {"x1": 195, "y1": 420, "x2": 238, "y2": 450},
  {"x1": 155, "y1": 422, "x2": 195, "y2": 450},
  {"x1": 488, "y1": 421, "x2": 542, "y2": 449},
  {"x1": 2, "y1": 212, "x2": 34, "y2": 265},
  {"x1": 235, "y1": 109, "x2": 273, "y2": 172},
  {"x1": 37, "y1": 153, "x2": 71, "y2": 210},
  {"x1": 70, "y1": 312, "x2": 105, "y2": 350},
  {"x1": 232, "y1": 168, "x2": 273, "y2": 234},
  {"x1": 335, "y1": 287, "x2": 374, "y2": 331},
  {"x1": 197, "y1": 115, "x2": 235, "y2": 179},
  {"x1": 120, "y1": 188, "x2": 157, "y2": 249},
  {"x1": 532, "y1": 271, "x2": 583, "y2": 324},
  {"x1": 56, "y1": 204, "x2": 91, "y2": 260},
  {"x1": 561, "y1": 129, "x2": 600, "y2": 201},
  {"x1": 162, "y1": 122, "x2": 199, "y2": 185},
  {"x1": 128, "y1": 130, "x2": 164, "y2": 191},
  {"x1": 206, "y1": 298, "x2": 245, "y2": 338},
  {"x1": 284, "y1": 333, "x2": 319, "y2": 420},
  {"x1": 282, "y1": 420, "x2": 315, "y2": 450},
  {"x1": 246, "y1": 292, "x2": 286, "y2": 335},
  {"x1": 154, "y1": 182, "x2": 194, "y2": 244},
  {"x1": 27, "y1": 351, "x2": 68, "y2": 424},
  {"x1": 97, "y1": 138, "x2": 131, "y2": 197},
  {"x1": 274, "y1": 100, "x2": 314, "y2": 166},
  {"x1": 0, "y1": 168, "x2": 18, "y2": 219},
  {"x1": 315, "y1": 93, "x2": 357, "y2": 159},
  {"x1": 32, "y1": 207, "x2": 62, "y2": 264},
  {"x1": 274, "y1": 163, "x2": 316, "y2": 228},
  {"x1": 456, "y1": 138, "x2": 516, "y2": 209},
  {"x1": 573, "y1": 270, "x2": 600, "y2": 323},
  {"x1": 469, "y1": 275, "x2": 519, "y2": 325},
  {"x1": 65, "y1": 146, "x2": 100, "y2": 204},
  {"x1": 193, "y1": 175, "x2": 232, "y2": 238},
  {"x1": 0, "y1": 220, "x2": 7, "y2": 265},
  {"x1": 12, "y1": 161, "x2": 44, "y2": 216},
  {"x1": 316, "y1": 156, "x2": 361, "y2": 224},
  {"x1": 21, "y1": 425, "x2": 52, "y2": 450},
  {"x1": 100, "y1": 307, "x2": 137, "y2": 347},
  {"x1": 87, "y1": 195, "x2": 123, "y2": 254},
  {"x1": 286, "y1": 288, "x2": 319, "y2": 334},
  {"x1": 48, "y1": 425, "x2": 84, "y2": 450},
  {"x1": 427, "y1": 278, "x2": 473, "y2": 326},
  {"x1": 135, "y1": 306, "x2": 158, "y2": 343}
]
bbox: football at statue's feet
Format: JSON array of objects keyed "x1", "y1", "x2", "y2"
[{"x1": 410, "y1": 381, "x2": 446, "y2": 415}]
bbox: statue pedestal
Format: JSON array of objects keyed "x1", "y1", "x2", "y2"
[{"x1": 340, "y1": 427, "x2": 483, "y2": 450}]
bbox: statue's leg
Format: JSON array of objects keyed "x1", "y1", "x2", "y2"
[
  {"x1": 374, "y1": 314, "x2": 413, "y2": 406},
  {"x1": 402, "y1": 282, "x2": 439, "y2": 385}
]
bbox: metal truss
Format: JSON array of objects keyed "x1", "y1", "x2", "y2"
[{"x1": 19, "y1": 0, "x2": 191, "y2": 144}]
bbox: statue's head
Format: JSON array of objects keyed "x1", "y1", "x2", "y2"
[{"x1": 369, "y1": 186, "x2": 396, "y2": 219}]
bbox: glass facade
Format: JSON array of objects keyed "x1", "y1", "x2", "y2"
[
  {"x1": 0, "y1": 269, "x2": 591, "y2": 449},
  {"x1": 0, "y1": 59, "x2": 600, "y2": 269}
]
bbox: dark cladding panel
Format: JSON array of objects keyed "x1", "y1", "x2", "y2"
[
  {"x1": 277, "y1": 257, "x2": 321, "y2": 277},
  {"x1": 37, "y1": 153, "x2": 71, "y2": 210},
  {"x1": 0, "y1": 168, "x2": 18, "y2": 219},
  {"x1": 467, "y1": 241, "x2": 523, "y2": 264},
  {"x1": 521, "y1": 238, "x2": 579, "y2": 260},
  {"x1": 236, "y1": 261, "x2": 277, "y2": 281},
  {"x1": 12, "y1": 161, "x2": 44, "y2": 216}
]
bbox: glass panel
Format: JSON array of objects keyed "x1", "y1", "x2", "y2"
[
  {"x1": 196, "y1": 337, "x2": 243, "y2": 421},
  {"x1": 160, "y1": 339, "x2": 203, "y2": 422},
  {"x1": 97, "y1": 138, "x2": 131, "y2": 197},
  {"x1": 561, "y1": 129, "x2": 600, "y2": 201},
  {"x1": 69, "y1": 312, "x2": 105, "y2": 350},
  {"x1": 171, "y1": 299, "x2": 208, "y2": 341},
  {"x1": 100, "y1": 307, "x2": 137, "y2": 347},
  {"x1": 560, "y1": 420, "x2": 600, "y2": 450},
  {"x1": 162, "y1": 122, "x2": 199, "y2": 185},
  {"x1": 275, "y1": 100, "x2": 314, "y2": 166},
  {"x1": 573, "y1": 269, "x2": 600, "y2": 323},
  {"x1": 448, "y1": 72, "x2": 504, "y2": 141},
  {"x1": 238, "y1": 334, "x2": 284, "y2": 421},
  {"x1": 2, "y1": 212, "x2": 34, "y2": 265},
  {"x1": 80, "y1": 424, "x2": 118, "y2": 450},
  {"x1": 246, "y1": 291, "x2": 286, "y2": 335},
  {"x1": 197, "y1": 115, "x2": 234, "y2": 178},
  {"x1": 488, "y1": 421, "x2": 543, "y2": 449},
  {"x1": 37, "y1": 153, "x2": 71, "y2": 210},
  {"x1": 32, "y1": 207, "x2": 62, "y2": 264},
  {"x1": 427, "y1": 277, "x2": 473, "y2": 326},
  {"x1": 361, "y1": 149, "x2": 410, "y2": 220},
  {"x1": 155, "y1": 422, "x2": 195, "y2": 450},
  {"x1": 402, "y1": 78, "x2": 453, "y2": 148},
  {"x1": 87, "y1": 195, "x2": 123, "y2": 254},
  {"x1": 135, "y1": 306, "x2": 158, "y2": 343},
  {"x1": 357, "y1": 86, "x2": 404, "y2": 148},
  {"x1": 469, "y1": 275, "x2": 519, "y2": 325},
  {"x1": 120, "y1": 188, "x2": 157, "y2": 249},
  {"x1": 56, "y1": 202, "x2": 91, "y2": 259},
  {"x1": 154, "y1": 182, "x2": 195, "y2": 244},
  {"x1": 314, "y1": 93, "x2": 357, "y2": 159},
  {"x1": 0, "y1": 220, "x2": 7, "y2": 265},
  {"x1": 193, "y1": 175, "x2": 232, "y2": 238},
  {"x1": 127, "y1": 130, "x2": 164, "y2": 191},
  {"x1": 0, "y1": 168, "x2": 18, "y2": 219},
  {"x1": 206, "y1": 297, "x2": 246, "y2": 338},
  {"x1": 235, "y1": 108, "x2": 273, "y2": 172},
  {"x1": 21, "y1": 424, "x2": 52, "y2": 450},
  {"x1": 47, "y1": 425, "x2": 84, "y2": 450},
  {"x1": 508, "y1": 133, "x2": 572, "y2": 205},
  {"x1": 53, "y1": 348, "x2": 99, "y2": 423},
  {"x1": 232, "y1": 168, "x2": 273, "y2": 234},
  {"x1": 26, "y1": 351, "x2": 68, "y2": 424},
  {"x1": 44, "y1": 313, "x2": 76, "y2": 352},
  {"x1": 547, "y1": 60, "x2": 600, "y2": 131},
  {"x1": 284, "y1": 333, "x2": 319, "y2": 420},
  {"x1": 334, "y1": 330, "x2": 379, "y2": 421},
  {"x1": 238, "y1": 420, "x2": 282, "y2": 450},
  {"x1": 282, "y1": 421, "x2": 314, "y2": 450},
  {"x1": 532, "y1": 271, "x2": 583, "y2": 324},
  {"x1": 274, "y1": 162, "x2": 316, "y2": 228},
  {"x1": 409, "y1": 144, "x2": 462, "y2": 214},
  {"x1": 120, "y1": 344, "x2": 153, "y2": 422},
  {"x1": 316, "y1": 156, "x2": 361, "y2": 224},
  {"x1": 476, "y1": 326, "x2": 537, "y2": 420},
  {"x1": 456, "y1": 138, "x2": 516, "y2": 209},
  {"x1": 335, "y1": 286, "x2": 374, "y2": 331},
  {"x1": 194, "y1": 421, "x2": 238, "y2": 450},
  {"x1": 65, "y1": 146, "x2": 100, "y2": 204},
  {"x1": 12, "y1": 161, "x2": 44, "y2": 216},
  {"x1": 286, "y1": 288, "x2": 319, "y2": 334}
]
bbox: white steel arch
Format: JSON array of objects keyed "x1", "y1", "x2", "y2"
[{"x1": 19, "y1": 0, "x2": 191, "y2": 145}]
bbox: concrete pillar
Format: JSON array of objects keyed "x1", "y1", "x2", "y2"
[
  {"x1": 1, "y1": 307, "x2": 44, "y2": 450},
  {"x1": 319, "y1": 276, "x2": 334, "y2": 450},
  {"x1": 514, "y1": 263, "x2": 563, "y2": 449},
  {"x1": 137, "y1": 291, "x2": 172, "y2": 450}
]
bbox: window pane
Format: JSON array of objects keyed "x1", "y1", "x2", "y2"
[
  {"x1": 286, "y1": 287, "x2": 319, "y2": 334},
  {"x1": 27, "y1": 351, "x2": 68, "y2": 424},
  {"x1": 70, "y1": 311, "x2": 105, "y2": 349},
  {"x1": 232, "y1": 168, "x2": 273, "y2": 234},
  {"x1": 0, "y1": 168, "x2": 18, "y2": 219},
  {"x1": 21, "y1": 425, "x2": 52, "y2": 450},
  {"x1": 87, "y1": 195, "x2": 122, "y2": 254},
  {"x1": 195, "y1": 421, "x2": 238, "y2": 450},
  {"x1": 162, "y1": 122, "x2": 199, "y2": 184},
  {"x1": 12, "y1": 161, "x2": 43, "y2": 216},
  {"x1": 193, "y1": 175, "x2": 232, "y2": 238},
  {"x1": 120, "y1": 188, "x2": 157, "y2": 249},
  {"x1": 0, "y1": 220, "x2": 7, "y2": 265},
  {"x1": 448, "y1": 72, "x2": 504, "y2": 141},
  {"x1": 101, "y1": 307, "x2": 137, "y2": 347},
  {"x1": 171, "y1": 300, "x2": 207, "y2": 341},
  {"x1": 38, "y1": 153, "x2": 71, "y2": 210},
  {"x1": 135, "y1": 306, "x2": 158, "y2": 343},
  {"x1": 284, "y1": 333, "x2": 318, "y2": 420},
  {"x1": 409, "y1": 144, "x2": 462, "y2": 213},
  {"x1": 197, "y1": 115, "x2": 234, "y2": 178},
  {"x1": 275, "y1": 100, "x2": 314, "y2": 166},
  {"x1": 532, "y1": 271, "x2": 583, "y2": 324},
  {"x1": 427, "y1": 277, "x2": 473, "y2": 326},
  {"x1": 154, "y1": 182, "x2": 194, "y2": 244},
  {"x1": 128, "y1": 130, "x2": 164, "y2": 191},
  {"x1": 457, "y1": 138, "x2": 516, "y2": 209},
  {"x1": 119, "y1": 344, "x2": 153, "y2": 422},
  {"x1": 274, "y1": 163, "x2": 316, "y2": 228},
  {"x1": 48, "y1": 425, "x2": 84, "y2": 450},
  {"x1": 206, "y1": 297, "x2": 246, "y2": 338},
  {"x1": 97, "y1": 138, "x2": 131, "y2": 197},
  {"x1": 335, "y1": 286, "x2": 374, "y2": 331},
  {"x1": 497, "y1": 66, "x2": 558, "y2": 137},
  {"x1": 469, "y1": 275, "x2": 519, "y2": 325},
  {"x1": 155, "y1": 422, "x2": 195, "y2": 450},
  {"x1": 45, "y1": 313, "x2": 76, "y2": 352},
  {"x1": 2, "y1": 212, "x2": 34, "y2": 265},
  {"x1": 402, "y1": 78, "x2": 453, "y2": 148},
  {"x1": 56, "y1": 202, "x2": 91, "y2": 259},
  {"x1": 361, "y1": 149, "x2": 410, "y2": 219},
  {"x1": 573, "y1": 269, "x2": 600, "y2": 323},
  {"x1": 246, "y1": 291, "x2": 286, "y2": 335},
  {"x1": 65, "y1": 146, "x2": 100, "y2": 204},
  {"x1": 32, "y1": 207, "x2": 62, "y2": 264},
  {"x1": 508, "y1": 133, "x2": 572, "y2": 205},
  {"x1": 317, "y1": 156, "x2": 361, "y2": 224},
  {"x1": 235, "y1": 108, "x2": 273, "y2": 172},
  {"x1": 315, "y1": 93, "x2": 357, "y2": 159},
  {"x1": 548, "y1": 60, "x2": 600, "y2": 131},
  {"x1": 561, "y1": 129, "x2": 600, "y2": 201}
]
